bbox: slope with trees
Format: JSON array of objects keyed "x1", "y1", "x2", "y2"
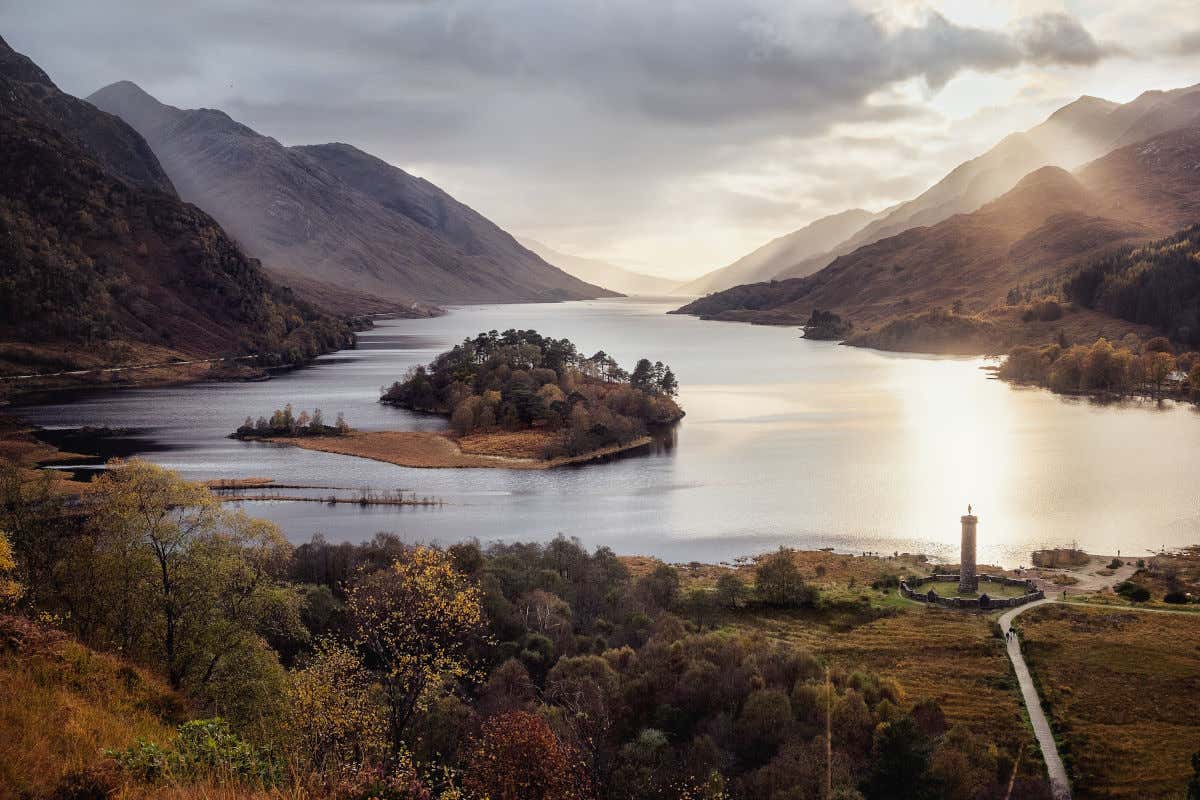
[
  {"x1": 0, "y1": 37, "x2": 354, "y2": 378},
  {"x1": 0, "y1": 459, "x2": 1060, "y2": 799}
]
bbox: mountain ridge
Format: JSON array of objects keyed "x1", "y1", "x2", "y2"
[
  {"x1": 0, "y1": 38, "x2": 353, "y2": 377},
  {"x1": 87, "y1": 81, "x2": 615, "y2": 306},
  {"x1": 672, "y1": 123, "x2": 1200, "y2": 350}
]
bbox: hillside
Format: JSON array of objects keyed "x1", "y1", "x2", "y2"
[
  {"x1": 675, "y1": 124, "x2": 1200, "y2": 351},
  {"x1": 703, "y1": 84, "x2": 1200, "y2": 295},
  {"x1": 1064, "y1": 223, "x2": 1200, "y2": 347},
  {"x1": 87, "y1": 82, "x2": 614, "y2": 306},
  {"x1": 518, "y1": 237, "x2": 679, "y2": 295},
  {"x1": 677, "y1": 208, "x2": 877, "y2": 295},
  {"x1": 0, "y1": 38, "x2": 354, "y2": 377},
  {"x1": 0, "y1": 615, "x2": 180, "y2": 798}
]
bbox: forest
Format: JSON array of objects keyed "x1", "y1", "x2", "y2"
[
  {"x1": 998, "y1": 335, "x2": 1200, "y2": 400},
  {"x1": 0, "y1": 458, "x2": 1050, "y2": 800},
  {"x1": 1064, "y1": 225, "x2": 1200, "y2": 348},
  {"x1": 380, "y1": 330, "x2": 683, "y2": 457}
]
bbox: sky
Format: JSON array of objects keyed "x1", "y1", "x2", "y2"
[{"x1": 3, "y1": 1, "x2": 1200, "y2": 280}]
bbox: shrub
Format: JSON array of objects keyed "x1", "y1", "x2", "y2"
[
  {"x1": 1108, "y1": 558, "x2": 1123, "y2": 569},
  {"x1": 109, "y1": 718, "x2": 279, "y2": 786},
  {"x1": 1163, "y1": 591, "x2": 1189, "y2": 605},
  {"x1": 1115, "y1": 582, "x2": 1151, "y2": 603}
]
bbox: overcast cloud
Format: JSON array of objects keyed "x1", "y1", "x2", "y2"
[{"x1": 2, "y1": 0, "x2": 1197, "y2": 278}]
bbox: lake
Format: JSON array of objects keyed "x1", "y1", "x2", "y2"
[{"x1": 19, "y1": 298, "x2": 1200, "y2": 567}]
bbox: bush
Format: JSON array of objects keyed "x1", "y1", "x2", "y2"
[
  {"x1": 1163, "y1": 591, "x2": 1189, "y2": 605},
  {"x1": 1115, "y1": 581, "x2": 1151, "y2": 603},
  {"x1": 109, "y1": 719, "x2": 279, "y2": 786},
  {"x1": 1108, "y1": 558, "x2": 1123, "y2": 569}
]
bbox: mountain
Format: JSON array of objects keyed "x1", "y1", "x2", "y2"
[
  {"x1": 87, "y1": 82, "x2": 614, "y2": 306},
  {"x1": 0, "y1": 37, "x2": 353, "y2": 376},
  {"x1": 517, "y1": 238, "x2": 679, "y2": 296},
  {"x1": 762, "y1": 84, "x2": 1200, "y2": 284},
  {"x1": 674, "y1": 124, "x2": 1200, "y2": 351},
  {"x1": 676, "y1": 209, "x2": 878, "y2": 296}
]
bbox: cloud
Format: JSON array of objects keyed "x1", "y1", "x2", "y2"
[
  {"x1": 0, "y1": 1, "x2": 1125, "y2": 276},
  {"x1": 1170, "y1": 30, "x2": 1200, "y2": 55},
  {"x1": 1015, "y1": 12, "x2": 1124, "y2": 65}
]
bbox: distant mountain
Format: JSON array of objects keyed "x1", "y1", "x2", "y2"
[
  {"x1": 677, "y1": 209, "x2": 878, "y2": 296},
  {"x1": 0, "y1": 37, "x2": 352, "y2": 376},
  {"x1": 764, "y1": 84, "x2": 1200, "y2": 283},
  {"x1": 87, "y1": 82, "x2": 614, "y2": 306},
  {"x1": 674, "y1": 124, "x2": 1200, "y2": 350},
  {"x1": 516, "y1": 238, "x2": 679, "y2": 296}
]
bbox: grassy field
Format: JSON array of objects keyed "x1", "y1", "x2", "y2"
[{"x1": 1018, "y1": 603, "x2": 1200, "y2": 799}]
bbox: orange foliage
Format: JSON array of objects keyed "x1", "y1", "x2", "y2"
[{"x1": 463, "y1": 710, "x2": 591, "y2": 800}]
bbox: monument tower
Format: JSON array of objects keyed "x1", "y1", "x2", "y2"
[{"x1": 959, "y1": 505, "x2": 978, "y2": 593}]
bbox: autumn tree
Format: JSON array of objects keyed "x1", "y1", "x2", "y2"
[
  {"x1": 283, "y1": 638, "x2": 387, "y2": 776},
  {"x1": 463, "y1": 710, "x2": 591, "y2": 800},
  {"x1": 90, "y1": 459, "x2": 221, "y2": 687},
  {"x1": 346, "y1": 546, "x2": 485, "y2": 753},
  {"x1": 0, "y1": 531, "x2": 21, "y2": 607},
  {"x1": 88, "y1": 461, "x2": 300, "y2": 709}
]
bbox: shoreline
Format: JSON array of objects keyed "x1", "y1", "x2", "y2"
[{"x1": 253, "y1": 429, "x2": 656, "y2": 470}]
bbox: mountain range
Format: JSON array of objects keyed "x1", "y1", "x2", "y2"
[
  {"x1": 685, "y1": 82, "x2": 1200, "y2": 297},
  {"x1": 675, "y1": 81, "x2": 1200, "y2": 352},
  {"x1": 87, "y1": 81, "x2": 614, "y2": 306},
  {"x1": 0, "y1": 36, "x2": 354, "y2": 377}
]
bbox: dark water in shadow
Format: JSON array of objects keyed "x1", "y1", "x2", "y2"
[{"x1": 19, "y1": 298, "x2": 1200, "y2": 565}]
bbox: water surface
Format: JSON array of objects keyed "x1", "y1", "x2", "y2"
[{"x1": 21, "y1": 298, "x2": 1200, "y2": 566}]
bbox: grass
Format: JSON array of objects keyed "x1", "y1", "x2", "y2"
[
  {"x1": 1018, "y1": 603, "x2": 1200, "y2": 799},
  {"x1": 921, "y1": 580, "x2": 1030, "y2": 599},
  {"x1": 719, "y1": 601, "x2": 1045, "y2": 782},
  {"x1": 0, "y1": 615, "x2": 183, "y2": 798}
]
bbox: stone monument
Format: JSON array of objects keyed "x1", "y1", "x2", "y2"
[{"x1": 959, "y1": 505, "x2": 978, "y2": 593}]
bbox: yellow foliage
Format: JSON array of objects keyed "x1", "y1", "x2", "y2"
[{"x1": 0, "y1": 530, "x2": 20, "y2": 606}]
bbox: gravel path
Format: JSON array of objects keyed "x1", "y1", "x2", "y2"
[{"x1": 1000, "y1": 599, "x2": 1072, "y2": 800}]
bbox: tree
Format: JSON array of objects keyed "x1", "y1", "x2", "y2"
[
  {"x1": 90, "y1": 460, "x2": 220, "y2": 688},
  {"x1": 0, "y1": 531, "x2": 21, "y2": 607},
  {"x1": 735, "y1": 688, "x2": 793, "y2": 764},
  {"x1": 659, "y1": 367, "x2": 679, "y2": 397},
  {"x1": 639, "y1": 563, "x2": 681, "y2": 609},
  {"x1": 88, "y1": 462, "x2": 299, "y2": 706},
  {"x1": 463, "y1": 710, "x2": 591, "y2": 800},
  {"x1": 346, "y1": 546, "x2": 485, "y2": 752},
  {"x1": 283, "y1": 638, "x2": 387, "y2": 776},
  {"x1": 1148, "y1": 351, "x2": 1176, "y2": 397},
  {"x1": 861, "y1": 715, "x2": 934, "y2": 800},
  {"x1": 630, "y1": 358, "x2": 655, "y2": 392},
  {"x1": 1187, "y1": 750, "x2": 1200, "y2": 800},
  {"x1": 714, "y1": 573, "x2": 747, "y2": 609},
  {"x1": 755, "y1": 548, "x2": 816, "y2": 608}
]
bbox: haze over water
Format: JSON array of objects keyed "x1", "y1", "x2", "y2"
[{"x1": 22, "y1": 299, "x2": 1200, "y2": 566}]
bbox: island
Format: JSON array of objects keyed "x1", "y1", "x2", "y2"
[{"x1": 243, "y1": 330, "x2": 684, "y2": 469}]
